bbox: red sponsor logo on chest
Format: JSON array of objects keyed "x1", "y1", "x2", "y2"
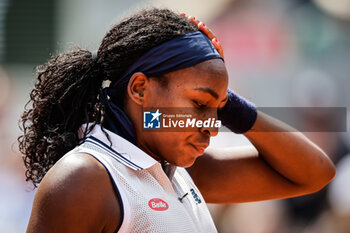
[{"x1": 148, "y1": 198, "x2": 169, "y2": 211}]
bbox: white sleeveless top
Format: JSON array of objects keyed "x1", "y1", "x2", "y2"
[{"x1": 63, "y1": 124, "x2": 217, "y2": 233}]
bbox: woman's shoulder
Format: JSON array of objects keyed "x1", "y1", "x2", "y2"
[
  {"x1": 28, "y1": 152, "x2": 121, "y2": 232},
  {"x1": 47, "y1": 151, "x2": 109, "y2": 184},
  {"x1": 43, "y1": 152, "x2": 112, "y2": 192}
]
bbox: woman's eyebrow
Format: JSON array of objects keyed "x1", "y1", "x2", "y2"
[{"x1": 193, "y1": 87, "x2": 218, "y2": 99}]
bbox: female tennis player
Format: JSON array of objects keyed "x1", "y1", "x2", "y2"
[{"x1": 19, "y1": 9, "x2": 335, "y2": 233}]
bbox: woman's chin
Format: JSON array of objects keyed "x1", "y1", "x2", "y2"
[{"x1": 170, "y1": 154, "x2": 199, "y2": 168}]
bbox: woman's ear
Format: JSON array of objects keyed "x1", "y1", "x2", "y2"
[{"x1": 127, "y1": 72, "x2": 149, "y2": 105}]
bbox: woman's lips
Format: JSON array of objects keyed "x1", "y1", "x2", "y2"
[{"x1": 190, "y1": 143, "x2": 208, "y2": 154}]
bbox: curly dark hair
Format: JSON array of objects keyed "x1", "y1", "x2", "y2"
[{"x1": 18, "y1": 8, "x2": 198, "y2": 186}]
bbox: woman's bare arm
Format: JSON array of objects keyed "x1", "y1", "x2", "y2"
[
  {"x1": 26, "y1": 153, "x2": 120, "y2": 233},
  {"x1": 189, "y1": 110, "x2": 336, "y2": 203}
]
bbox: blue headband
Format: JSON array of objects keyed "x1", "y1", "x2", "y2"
[
  {"x1": 109, "y1": 31, "x2": 223, "y2": 92},
  {"x1": 102, "y1": 31, "x2": 223, "y2": 143}
]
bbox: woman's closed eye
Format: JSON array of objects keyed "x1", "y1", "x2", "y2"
[{"x1": 192, "y1": 100, "x2": 208, "y2": 108}]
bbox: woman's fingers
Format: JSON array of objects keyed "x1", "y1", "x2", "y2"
[
  {"x1": 180, "y1": 13, "x2": 224, "y2": 59},
  {"x1": 211, "y1": 38, "x2": 224, "y2": 59},
  {"x1": 198, "y1": 22, "x2": 224, "y2": 58},
  {"x1": 198, "y1": 22, "x2": 214, "y2": 40},
  {"x1": 180, "y1": 13, "x2": 199, "y2": 24},
  {"x1": 188, "y1": 16, "x2": 200, "y2": 25}
]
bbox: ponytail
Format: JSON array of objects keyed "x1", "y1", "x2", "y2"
[
  {"x1": 18, "y1": 48, "x2": 104, "y2": 186},
  {"x1": 19, "y1": 8, "x2": 199, "y2": 186}
]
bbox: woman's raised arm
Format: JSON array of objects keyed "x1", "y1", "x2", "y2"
[{"x1": 188, "y1": 110, "x2": 336, "y2": 203}]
